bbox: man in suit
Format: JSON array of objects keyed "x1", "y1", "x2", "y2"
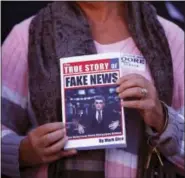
[{"x1": 77, "y1": 95, "x2": 122, "y2": 135}]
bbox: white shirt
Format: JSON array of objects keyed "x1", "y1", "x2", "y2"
[{"x1": 95, "y1": 110, "x2": 103, "y2": 122}]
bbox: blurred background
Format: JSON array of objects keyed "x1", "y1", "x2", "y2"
[{"x1": 1, "y1": 1, "x2": 184, "y2": 43}]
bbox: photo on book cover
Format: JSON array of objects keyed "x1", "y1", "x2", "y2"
[{"x1": 65, "y1": 85, "x2": 123, "y2": 139}]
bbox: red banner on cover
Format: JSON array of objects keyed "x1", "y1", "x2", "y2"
[{"x1": 63, "y1": 59, "x2": 110, "y2": 74}]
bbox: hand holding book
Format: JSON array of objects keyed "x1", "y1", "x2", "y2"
[{"x1": 116, "y1": 73, "x2": 165, "y2": 133}]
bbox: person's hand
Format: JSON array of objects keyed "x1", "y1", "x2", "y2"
[
  {"x1": 116, "y1": 74, "x2": 165, "y2": 132},
  {"x1": 19, "y1": 122, "x2": 77, "y2": 168},
  {"x1": 109, "y1": 120, "x2": 120, "y2": 131},
  {"x1": 74, "y1": 124, "x2": 85, "y2": 134}
]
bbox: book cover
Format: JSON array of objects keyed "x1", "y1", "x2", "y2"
[{"x1": 60, "y1": 53, "x2": 127, "y2": 150}]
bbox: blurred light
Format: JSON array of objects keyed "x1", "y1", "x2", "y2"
[{"x1": 78, "y1": 90, "x2": 86, "y2": 95}]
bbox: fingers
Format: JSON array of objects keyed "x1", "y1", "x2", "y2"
[
  {"x1": 79, "y1": 124, "x2": 85, "y2": 128},
  {"x1": 109, "y1": 125, "x2": 116, "y2": 130},
  {"x1": 75, "y1": 124, "x2": 85, "y2": 134},
  {"x1": 121, "y1": 99, "x2": 155, "y2": 110},
  {"x1": 109, "y1": 121, "x2": 119, "y2": 130},
  {"x1": 36, "y1": 122, "x2": 65, "y2": 136},
  {"x1": 80, "y1": 129, "x2": 85, "y2": 134},
  {"x1": 117, "y1": 74, "x2": 145, "y2": 85},
  {"x1": 44, "y1": 136, "x2": 68, "y2": 155},
  {"x1": 41, "y1": 128, "x2": 66, "y2": 147},
  {"x1": 41, "y1": 152, "x2": 62, "y2": 163},
  {"x1": 78, "y1": 129, "x2": 84, "y2": 134},
  {"x1": 41, "y1": 149, "x2": 77, "y2": 164},
  {"x1": 80, "y1": 127, "x2": 85, "y2": 134},
  {"x1": 109, "y1": 123, "x2": 115, "y2": 129},
  {"x1": 118, "y1": 87, "x2": 144, "y2": 99},
  {"x1": 117, "y1": 79, "x2": 144, "y2": 92},
  {"x1": 23, "y1": 122, "x2": 77, "y2": 166},
  {"x1": 116, "y1": 74, "x2": 151, "y2": 93},
  {"x1": 61, "y1": 149, "x2": 77, "y2": 157}
]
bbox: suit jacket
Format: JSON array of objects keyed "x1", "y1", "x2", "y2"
[{"x1": 80, "y1": 108, "x2": 121, "y2": 135}]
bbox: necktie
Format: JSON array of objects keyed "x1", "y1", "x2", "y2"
[{"x1": 97, "y1": 110, "x2": 102, "y2": 123}]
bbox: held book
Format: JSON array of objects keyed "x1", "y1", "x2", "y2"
[{"x1": 60, "y1": 53, "x2": 146, "y2": 150}]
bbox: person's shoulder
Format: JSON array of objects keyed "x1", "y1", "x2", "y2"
[
  {"x1": 3, "y1": 16, "x2": 35, "y2": 49},
  {"x1": 16, "y1": 16, "x2": 35, "y2": 28},
  {"x1": 2, "y1": 16, "x2": 35, "y2": 99},
  {"x1": 158, "y1": 16, "x2": 184, "y2": 67},
  {"x1": 157, "y1": 15, "x2": 184, "y2": 44},
  {"x1": 13, "y1": 16, "x2": 35, "y2": 43},
  {"x1": 104, "y1": 108, "x2": 116, "y2": 114},
  {"x1": 158, "y1": 15, "x2": 184, "y2": 32}
]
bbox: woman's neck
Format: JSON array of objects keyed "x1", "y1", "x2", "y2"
[
  {"x1": 76, "y1": 2, "x2": 124, "y2": 23},
  {"x1": 76, "y1": 2, "x2": 129, "y2": 45}
]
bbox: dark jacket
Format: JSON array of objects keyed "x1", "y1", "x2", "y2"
[{"x1": 80, "y1": 108, "x2": 121, "y2": 134}]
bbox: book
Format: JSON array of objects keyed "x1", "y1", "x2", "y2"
[{"x1": 60, "y1": 53, "x2": 145, "y2": 150}]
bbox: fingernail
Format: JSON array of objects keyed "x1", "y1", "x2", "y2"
[{"x1": 116, "y1": 87, "x2": 119, "y2": 93}]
